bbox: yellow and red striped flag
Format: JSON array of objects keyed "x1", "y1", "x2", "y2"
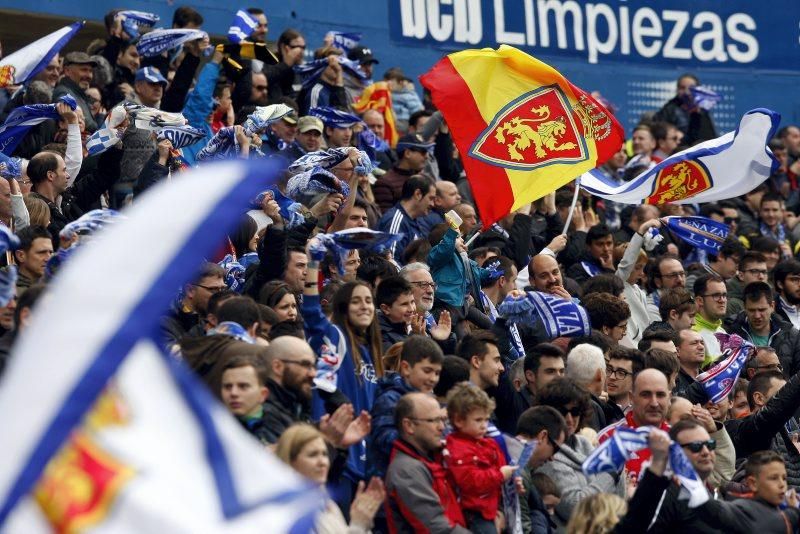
[
  {"x1": 420, "y1": 45, "x2": 624, "y2": 225},
  {"x1": 352, "y1": 81, "x2": 400, "y2": 148}
]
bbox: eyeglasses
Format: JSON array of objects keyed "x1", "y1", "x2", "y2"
[
  {"x1": 742, "y1": 268, "x2": 768, "y2": 276},
  {"x1": 410, "y1": 416, "x2": 447, "y2": 426},
  {"x1": 702, "y1": 293, "x2": 728, "y2": 301},
  {"x1": 756, "y1": 362, "x2": 783, "y2": 372},
  {"x1": 547, "y1": 435, "x2": 562, "y2": 454},
  {"x1": 606, "y1": 366, "x2": 632, "y2": 379},
  {"x1": 680, "y1": 439, "x2": 717, "y2": 453},
  {"x1": 278, "y1": 358, "x2": 315, "y2": 370},
  {"x1": 409, "y1": 281, "x2": 437, "y2": 290},
  {"x1": 193, "y1": 284, "x2": 227, "y2": 293},
  {"x1": 724, "y1": 216, "x2": 739, "y2": 224},
  {"x1": 557, "y1": 406, "x2": 582, "y2": 418},
  {"x1": 659, "y1": 271, "x2": 686, "y2": 279},
  {"x1": 253, "y1": 85, "x2": 268, "y2": 91}
]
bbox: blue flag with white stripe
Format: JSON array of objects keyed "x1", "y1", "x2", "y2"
[
  {"x1": 0, "y1": 159, "x2": 323, "y2": 531},
  {"x1": 580, "y1": 109, "x2": 780, "y2": 205},
  {"x1": 0, "y1": 22, "x2": 83, "y2": 89},
  {"x1": 0, "y1": 94, "x2": 76, "y2": 155},
  {"x1": 664, "y1": 216, "x2": 730, "y2": 256},
  {"x1": 228, "y1": 10, "x2": 259, "y2": 43}
]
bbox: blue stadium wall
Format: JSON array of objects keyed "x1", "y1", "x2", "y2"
[{"x1": 7, "y1": 0, "x2": 800, "y2": 132}]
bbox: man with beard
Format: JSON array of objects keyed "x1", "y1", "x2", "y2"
[{"x1": 774, "y1": 260, "x2": 800, "y2": 330}]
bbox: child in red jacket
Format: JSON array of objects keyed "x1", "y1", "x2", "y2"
[{"x1": 445, "y1": 383, "x2": 515, "y2": 533}]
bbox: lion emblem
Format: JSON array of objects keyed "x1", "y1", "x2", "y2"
[
  {"x1": 649, "y1": 161, "x2": 707, "y2": 204},
  {"x1": 493, "y1": 105, "x2": 578, "y2": 162},
  {"x1": 0, "y1": 65, "x2": 16, "y2": 88}
]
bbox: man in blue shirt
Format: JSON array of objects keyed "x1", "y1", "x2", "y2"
[{"x1": 378, "y1": 174, "x2": 435, "y2": 263}]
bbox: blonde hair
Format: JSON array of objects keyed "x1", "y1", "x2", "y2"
[
  {"x1": 566, "y1": 493, "x2": 627, "y2": 534},
  {"x1": 24, "y1": 195, "x2": 50, "y2": 228},
  {"x1": 274, "y1": 424, "x2": 324, "y2": 465},
  {"x1": 446, "y1": 382, "x2": 495, "y2": 421}
]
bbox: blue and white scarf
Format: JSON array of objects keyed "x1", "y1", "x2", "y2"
[
  {"x1": 157, "y1": 124, "x2": 207, "y2": 149},
  {"x1": 227, "y1": 10, "x2": 258, "y2": 43},
  {"x1": 697, "y1": 333, "x2": 753, "y2": 404},
  {"x1": 0, "y1": 153, "x2": 22, "y2": 179},
  {"x1": 313, "y1": 229, "x2": 402, "y2": 274},
  {"x1": 0, "y1": 94, "x2": 76, "y2": 155},
  {"x1": 208, "y1": 321, "x2": 254, "y2": 344},
  {"x1": 137, "y1": 29, "x2": 207, "y2": 58},
  {"x1": 308, "y1": 107, "x2": 362, "y2": 128},
  {"x1": 329, "y1": 31, "x2": 362, "y2": 53},
  {"x1": 665, "y1": 216, "x2": 730, "y2": 256},
  {"x1": 499, "y1": 291, "x2": 591, "y2": 338},
  {"x1": 219, "y1": 254, "x2": 246, "y2": 294},
  {"x1": 116, "y1": 10, "x2": 160, "y2": 39},
  {"x1": 295, "y1": 57, "x2": 369, "y2": 91}
]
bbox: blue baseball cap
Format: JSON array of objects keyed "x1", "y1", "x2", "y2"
[{"x1": 135, "y1": 66, "x2": 167, "y2": 86}]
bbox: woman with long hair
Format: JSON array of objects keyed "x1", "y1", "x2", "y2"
[
  {"x1": 303, "y1": 237, "x2": 384, "y2": 501},
  {"x1": 276, "y1": 424, "x2": 385, "y2": 534}
]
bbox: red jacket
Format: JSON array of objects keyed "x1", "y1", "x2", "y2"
[
  {"x1": 445, "y1": 431, "x2": 506, "y2": 521},
  {"x1": 597, "y1": 411, "x2": 671, "y2": 481}
]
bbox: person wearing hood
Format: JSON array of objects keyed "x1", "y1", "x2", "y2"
[
  {"x1": 534, "y1": 377, "x2": 626, "y2": 529},
  {"x1": 367, "y1": 335, "x2": 443, "y2": 479}
]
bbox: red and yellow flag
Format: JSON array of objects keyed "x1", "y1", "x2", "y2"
[
  {"x1": 420, "y1": 45, "x2": 624, "y2": 226},
  {"x1": 352, "y1": 81, "x2": 400, "y2": 148}
]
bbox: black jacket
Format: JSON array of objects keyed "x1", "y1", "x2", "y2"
[
  {"x1": 261, "y1": 378, "x2": 311, "y2": 444},
  {"x1": 565, "y1": 252, "x2": 615, "y2": 286},
  {"x1": 471, "y1": 212, "x2": 537, "y2": 271},
  {"x1": 379, "y1": 312, "x2": 409, "y2": 351},
  {"x1": 725, "y1": 311, "x2": 800, "y2": 377},
  {"x1": 649, "y1": 481, "x2": 720, "y2": 533},
  {"x1": 673, "y1": 367, "x2": 710, "y2": 405},
  {"x1": 695, "y1": 496, "x2": 800, "y2": 534}
]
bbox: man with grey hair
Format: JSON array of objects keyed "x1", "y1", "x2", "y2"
[
  {"x1": 566, "y1": 343, "x2": 615, "y2": 429},
  {"x1": 400, "y1": 262, "x2": 455, "y2": 351}
]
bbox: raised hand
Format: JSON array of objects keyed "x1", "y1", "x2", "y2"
[
  {"x1": 430, "y1": 310, "x2": 451, "y2": 341},
  {"x1": 349, "y1": 477, "x2": 386, "y2": 528}
]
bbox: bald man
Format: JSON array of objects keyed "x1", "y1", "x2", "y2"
[
  {"x1": 418, "y1": 180, "x2": 462, "y2": 234},
  {"x1": 362, "y1": 108, "x2": 397, "y2": 171},
  {"x1": 598, "y1": 369, "x2": 672, "y2": 479}
]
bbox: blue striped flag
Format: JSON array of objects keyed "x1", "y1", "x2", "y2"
[
  {"x1": 0, "y1": 159, "x2": 323, "y2": 530},
  {"x1": 0, "y1": 94, "x2": 76, "y2": 155},
  {"x1": 228, "y1": 10, "x2": 259, "y2": 43},
  {"x1": 137, "y1": 28, "x2": 207, "y2": 57},
  {"x1": 0, "y1": 22, "x2": 83, "y2": 89}
]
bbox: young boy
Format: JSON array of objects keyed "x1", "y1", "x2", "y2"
[
  {"x1": 376, "y1": 275, "x2": 416, "y2": 350},
  {"x1": 445, "y1": 382, "x2": 514, "y2": 533},
  {"x1": 219, "y1": 354, "x2": 272, "y2": 444},
  {"x1": 366, "y1": 335, "x2": 444, "y2": 479},
  {"x1": 530, "y1": 472, "x2": 561, "y2": 517},
  {"x1": 698, "y1": 450, "x2": 800, "y2": 531}
]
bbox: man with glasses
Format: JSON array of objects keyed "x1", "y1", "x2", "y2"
[
  {"x1": 162, "y1": 262, "x2": 226, "y2": 349},
  {"x1": 386, "y1": 392, "x2": 471, "y2": 533},
  {"x1": 606, "y1": 347, "x2": 644, "y2": 416},
  {"x1": 774, "y1": 259, "x2": 800, "y2": 330},
  {"x1": 726, "y1": 251, "x2": 768, "y2": 318},
  {"x1": 692, "y1": 274, "x2": 728, "y2": 364},
  {"x1": 647, "y1": 254, "x2": 686, "y2": 322},
  {"x1": 262, "y1": 336, "x2": 318, "y2": 441},
  {"x1": 727, "y1": 281, "x2": 800, "y2": 377},
  {"x1": 399, "y1": 262, "x2": 455, "y2": 352},
  {"x1": 744, "y1": 347, "x2": 784, "y2": 380}
]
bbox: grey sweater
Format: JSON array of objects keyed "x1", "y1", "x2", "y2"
[{"x1": 535, "y1": 433, "x2": 626, "y2": 530}]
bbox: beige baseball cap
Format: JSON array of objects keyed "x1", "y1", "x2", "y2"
[{"x1": 297, "y1": 116, "x2": 323, "y2": 134}]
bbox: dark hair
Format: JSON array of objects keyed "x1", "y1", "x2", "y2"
[
  {"x1": 331, "y1": 281, "x2": 384, "y2": 377},
  {"x1": 708, "y1": 238, "x2": 745, "y2": 263},
  {"x1": 774, "y1": 260, "x2": 800, "y2": 294},
  {"x1": 739, "y1": 251, "x2": 767, "y2": 271},
  {"x1": 523, "y1": 343, "x2": 565, "y2": 375},
  {"x1": 207, "y1": 289, "x2": 237, "y2": 317},
  {"x1": 395, "y1": 392, "x2": 425, "y2": 430},
  {"x1": 677, "y1": 73, "x2": 700, "y2": 86},
  {"x1": 566, "y1": 332, "x2": 612, "y2": 355},
  {"x1": 581, "y1": 274, "x2": 624, "y2": 298},
  {"x1": 172, "y1": 6, "x2": 204, "y2": 27},
  {"x1": 516, "y1": 405, "x2": 567, "y2": 441},
  {"x1": 750, "y1": 236, "x2": 781, "y2": 255},
  {"x1": 195, "y1": 262, "x2": 225, "y2": 282},
  {"x1": 356, "y1": 253, "x2": 397, "y2": 288},
  {"x1": 15, "y1": 225, "x2": 51, "y2": 253},
  {"x1": 104, "y1": 9, "x2": 122, "y2": 32},
  {"x1": 259, "y1": 281, "x2": 295, "y2": 309},
  {"x1": 693, "y1": 273, "x2": 725, "y2": 298},
  {"x1": 747, "y1": 369, "x2": 785, "y2": 410},
  {"x1": 531, "y1": 473, "x2": 561, "y2": 498},
  {"x1": 401, "y1": 335, "x2": 444, "y2": 366},
  {"x1": 217, "y1": 296, "x2": 260, "y2": 328},
  {"x1": 649, "y1": 121, "x2": 673, "y2": 143},
  {"x1": 582, "y1": 293, "x2": 630, "y2": 330},
  {"x1": 221, "y1": 354, "x2": 268, "y2": 386},
  {"x1": 403, "y1": 238, "x2": 432, "y2": 265},
  {"x1": 276, "y1": 29, "x2": 303, "y2": 60},
  {"x1": 434, "y1": 355, "x2": 471, "y2": 398},
  {"x1": 482, "y1": 256, "x2": 515, "y2": 288},
  {"x1": 743, "y1": 281, "x2": 774, "y2": 305},
  {"x1": 699, "y1": 203, "x2": 724, "y2": 219},
  {"x1": 659, "y1": 287, "x2": 696, "y2": 322},
  {"x1": 760, "y1": 192, "x2": 784, "y2": 208},
  {"x1": 14, "y1": 283, "x2": 45, "y2": 328},
  {"x1": 649, "y1": 254, "x2": 682, "y2": 291},
  {"x1": 245, "y1": 7, "x2": 264, "y2": 15},
  {"x1": 376, "y1": 275, "x2": 413, "y2": 308},
  {"x1": 608, "y1": 347, "x2": 645, "y2": 375},
  {"x1": 469, "y1": 246, "x2": 502, "y2": 262},
  {"x1": 534, "y1": 377, "x2": 592, "y2": 433},
  {"x1": 456, "y1": 329, "x2": 498, "y2": 364},
  {"x1": 638, "y1": 329, "x2": 679, "y2": 352},
  {"x1": 585, "y1": 223, "x2": 612, "y2": 245},
  {"x1": 401, "y1": 174, "x2": 435, "y2": 201},
  {"x1": 408, "y1": 109, "x2": 433, "y2": 130},
  {"x1": 745, "y1": 450, "x2": 785, "y2": 478},
  {"x1": 668, "y1": 418, "x2": 704, "y2": 441},
  {"x1": 27, "y1": 152, "x2": 60, "y2": 185},
  {"x1": 257, "y1": 303, "x2": 279, "y2": 325},
  {"x1": 644, "y1": 348, "x2": 680, "y2": 378},
  {"x1": 427, "y1": 223, "x2": 450, "y2": 247},
  {"x1": 230, "y1": 215, "x2": 258, "y2": 258}
]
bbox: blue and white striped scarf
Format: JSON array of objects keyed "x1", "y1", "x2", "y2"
[
  {"x1": 227, "y1": 10, "x2": 258, "y2": 43},
  {"x1": 137, "y1": 29, "x2": 207, "y2": 58},
  {"x1": 0, "y1": 94, "x2": 76, "y2": 155}
]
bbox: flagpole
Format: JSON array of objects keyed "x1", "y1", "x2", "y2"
[
  {"x1": 464, "y1": 222, "x2": 483, "y2": 248},
  {"x1": 562, "y1": 176, "x2": 581, "y2": 235}
]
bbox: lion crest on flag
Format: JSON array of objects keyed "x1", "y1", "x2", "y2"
[
  {"x1": 493, "y1": 105, "x2": 578, "y2": 161},
  {"x1": 646, "y1": 160, "x2": 712, "y2": 204}
]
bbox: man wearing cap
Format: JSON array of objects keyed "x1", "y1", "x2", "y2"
[
  {"x1": 295, "y1": 116, "x2": 324, "y2": 154},
  {"x1": 345, "y1": 44, "x2": 378, "y2": 104},
  {"x1": 261, "y1": 109, "x2": 304, "y2": 164},
  {"x1": 313, "y1": 107, "x2": 359, "y2": 149},
  {"x1": 53, "y1": 52, "x2": 99, "y2": 133},
  {"x1": 373, "y1": 133, "x2": 433, "y2": 212}
]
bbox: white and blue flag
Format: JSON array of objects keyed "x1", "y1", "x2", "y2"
[
  {"x1": 0, "y1": 94, "x2": 77, "y2": 155},
  {"x1": 580, "y1": 109, "x2": 780, "y2": 205},
  {"x1": 0, "y1": 159, "x2": 322, "y2": 532},
  {"x1": 329, "y1": 31, "x2": 362, "y2": 53},
  {"x1": 228, "y1": 10, "x2": 259, "y2": 43},
  {"x1": 690, "y1": 86, "x2": 722, "y2": 111},
  {"x1": 663, "y1": 216, "x2": 730, "y2": 256},
  {"x1": 0, "y1": 22, "x2": 83, "y2": 88}
]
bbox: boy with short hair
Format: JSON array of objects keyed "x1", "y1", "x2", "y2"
[
  {"x1": 219, "y1": 354, "x2": 272, "y2": 444},
  {"x1": 367, "y1": 335, "x2": 444, "y2": 479},
  {"x1": 445, "y1": 382, "x2": 515, "y2": 533},
  {"x1": 698, "y1": 450, "x2": 800, "y2": 531},
  {"x1": 376, "y1": 275, "x2": 416, "y2": 350}
]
